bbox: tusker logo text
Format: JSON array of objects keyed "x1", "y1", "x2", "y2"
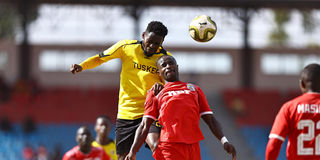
[{"x1": 133, "y1": 62, "x2": 158, "y2": 74}]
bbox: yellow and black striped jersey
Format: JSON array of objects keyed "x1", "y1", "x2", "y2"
[{"x1": 80, "y1": 40, "x2": 172, "y2": 120}]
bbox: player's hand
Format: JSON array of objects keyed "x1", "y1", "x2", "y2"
[
  {"x1": 152, "y1": 82, "x2": 164, "y2": 96},
  {"x1": 70, "y1": 64, "x2": 83, "y2": 74},
  {"x1": 223, "y1": 142, "x2": 237, "y2": 160},
  {"x1": 124, "y1": 152, "x2": 136, "y2": 160}
]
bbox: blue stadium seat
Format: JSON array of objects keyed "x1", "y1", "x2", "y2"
[{"x1": 240, "y1": 126, "x2": 287, "y2": 160}]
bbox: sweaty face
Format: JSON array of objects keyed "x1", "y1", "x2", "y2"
[
  {"x1": 142, "y1": 32, "x2": 164, "y2": 56},
  {"x1": 76, "y1": 127, "x2": 93, "y2": 147},
  {"x1": 157, "y1": 56, "x2": 178, "y2": 82}
]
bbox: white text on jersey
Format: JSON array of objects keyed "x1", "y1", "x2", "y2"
[
  {"x1": 297, "y1": 104, "x2": 320, "y2": 113},
  {"x1": 167, "y1": 90, "x2": 191, "y2": 96}
]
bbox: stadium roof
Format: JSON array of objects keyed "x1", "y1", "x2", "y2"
[{"x1": 3, "y1": 0, "x2": 320, "y2": 9}]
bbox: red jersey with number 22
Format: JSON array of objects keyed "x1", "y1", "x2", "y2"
[
  {"x1": 268, "y1": 93, "x2": 320, "y2": 160},
  {"x1": 144, "y1": 81, "x2": 213, "y2": 144}
]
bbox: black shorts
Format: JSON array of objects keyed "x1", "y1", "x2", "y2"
[
  {"x1": 116, "y1": 118, "x2": 162, "y2": 154},
  {"x1": 115, "y1": 118, "x2": 142, "y2": 155}
]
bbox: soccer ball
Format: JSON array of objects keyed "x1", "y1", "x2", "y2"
[{"x1": 189, "y1": 15, "x2": 217, "y2": 42}]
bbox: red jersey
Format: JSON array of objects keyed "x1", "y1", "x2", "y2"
[
  {"x1": 266, "y1": 92, "x2": 320, "y2": 160},
  {"x1": 63, "y1": 146, "x2": 111, "y2": 160},
  {"x1": 144, "y1": 81, "x2": 213, "y2": 144}
]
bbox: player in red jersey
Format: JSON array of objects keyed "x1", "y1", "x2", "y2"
[
  {"x1": 125, "y1": 55, "x2": 236, "y2": 160},
  {"x1": 266, "y1": 63, "x2": 320, "y2": 160},
  {"x1": 63, "y1": 126, "x2": 111, "y2": 160}
]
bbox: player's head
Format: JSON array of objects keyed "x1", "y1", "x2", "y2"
[
  {"x1": 76, "y1": 126, "x2": 93, "y2": 149},
  {"x1": 94, "y1": 115, "x2": 112, "y2": 138},
  {"x1": 156, "y1": 55, "x2": 179, "y2": 82},
  {"x1": 300, "y1": 63, "x2": 320, "y2": 93},
  {"x1": 142, "y1": 21, "x2": 168, "y2": 56}
]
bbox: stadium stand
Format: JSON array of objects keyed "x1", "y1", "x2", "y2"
[
  {"x1": 223, "y1": 88, "x2": 299, "y2": 160},
  {"x1": 0, "y1": 87, "x2": 214, "y2": 160},
  {"x1": 0, "y1": 88, "x2": 119, "y2": 123}
]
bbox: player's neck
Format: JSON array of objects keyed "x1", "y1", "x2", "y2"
[
  {"x1": 96, "y1": 136, "x2": 111, "y2": 145},
  {"x1": 165, "y1": 79, "x2": 179, "y2": 83},
  {"x1": 79, "y1": 145, "x2": 91, "y2": 154},
  {"x1": 307, "y1": 91, "x2": 320, "y2": 94}
]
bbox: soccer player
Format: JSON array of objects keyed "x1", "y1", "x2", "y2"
[
  {"x1": 125, "y1": 55, "x2": 237, "y2": 160},
  {"x1": 92, "y1": 115, "x2": 117, "y2": 160},
  {"x1": 63, "y1": 126, "x2": 111, "y2": 160},
  {"x1": 266, "y1": 63, "x2": 320, "y2": 160},
  {"x1": 70, "y1": 21, "x2": 171, "y2": 160}
]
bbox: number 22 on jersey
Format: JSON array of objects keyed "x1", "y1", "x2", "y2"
[{"x1": 298, "y1": 119, "x2": 320, "y2": 155}]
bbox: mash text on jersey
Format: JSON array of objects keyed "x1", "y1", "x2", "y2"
[{"x1": 297, "y1": 104, "x2": 320, "y2": 113}]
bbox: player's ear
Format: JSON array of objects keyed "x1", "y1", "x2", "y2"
[
  {"x1": 142, "y1": 31, "x2": 146, "y2": 39},
  {"x1": 299, "y1": 79, "x2": 306, "y2": 93}
]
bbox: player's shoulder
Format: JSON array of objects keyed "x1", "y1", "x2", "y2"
[
  {"x1": 64, "y1": 146, "x2": 78, "y2": 158},
  {"x1": 91, "y1": 146, "x2": 107, "y2": 155},
  {"x1": 155, "y1": 46, "x2": 171, "y2": 56},
  {"x1": 185, "y1": 82, "x2": 201, "y2": 92},
  {"x1": 91, "y1": 141, "x2": 100, "y2": 147},
  {"x1": 166, "y1": 50, "x2": 173, "y2": 56},
  {"x1": 116, "y1": 39, "x2": 140, "y2": 46},
  {"x1": 186, "y1": 83, "x2": 196, "y2": 90},
  {"x1": 279, "y1": 94, "x2": 308, "y2": 113},
  {"x1": 92, "y1": 146, "x2": 104, "y2": 151},
  {"x1": 283, "y1": 93, "x2": 305, "y2": 107},
  {"x1": 106, "y1": 138, "x2": 116, "y2": 145}
]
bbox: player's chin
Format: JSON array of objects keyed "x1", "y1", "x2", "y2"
[
  {"x1": 146, "y1": 49, "x2": 156, "y2": 55},
  {"x1": 100, "y1": 130, "x2": 107, "y2": 135},
  {"x1": 165, "y1": 75, "x2": 175, "y2": 82}
]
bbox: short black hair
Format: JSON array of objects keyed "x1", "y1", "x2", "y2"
[
  {"x1": 96, "y1": 115, "x2": 111, "y2": 124},
  {"x1": 77, "y1": 126, "x2": 91, "y2": 135},
  {"x1": 301, "y1": 63, "x2": 320, "y2": 91},
  {"x1": 156, "y1": 55, "x2": 176, "y2": 67},
  {"x1": 145, "y1": 21, "x2": 168, "y2": 38}
]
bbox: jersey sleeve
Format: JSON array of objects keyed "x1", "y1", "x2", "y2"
[
  {"x1": 143, "y1": 91, "x2": 159, "y2": 120},
  {"x1": 99, "y1": 40, "x2": 128, "y2": 62},
  {"x1": 196, "y1": 86, "x2": 213, "y2": 116},
  {"x1": 62, "y1": 152, "x2": 70, "y2": 160},
  {"x1": 80, "y1": 40, "x2": 129, "y2": 71},
  {"x1": 265, "y1": 138, "x2": 284, "y2": 160},
  {"x1": 269, "y1": 103, "x2": 290, "y2": 142},
  {"x1": 80, "y1": 54, "x2": 105, "y2": 70}
]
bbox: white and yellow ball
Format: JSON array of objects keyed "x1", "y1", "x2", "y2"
[{"x1": 189, "y1": 15, "x2": 217, "y2": 42}]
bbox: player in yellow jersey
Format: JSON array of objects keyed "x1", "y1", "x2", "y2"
[
  {"x1": 92, "y1": 116, "x2": 117, "y2": 160},
  {"x1": 70, "y1": 21, "x2": 171, "y2": 160}
]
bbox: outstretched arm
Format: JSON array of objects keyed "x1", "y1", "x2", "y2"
[
  {"x1": 202, "y1": 114, "x2": 237, "y2": 160},
  {"x1": 125, "y1": 117, "x2": 155, "y2": 160},
  {"x1": 70, "y1": 54, "x2": 105, "y2": 74}
]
